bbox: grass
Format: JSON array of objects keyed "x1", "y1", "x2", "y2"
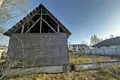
[
  {"x1": 6, "y1": 54, "x2": 116, "y2": 80},
  {"x1": 0, "y1": 59, "x2": 5, "y2": 63},
  {"x1": 69, "y1": 54, "x2": 111, "y2": 64}
]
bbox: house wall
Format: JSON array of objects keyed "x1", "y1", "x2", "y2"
[{"x1": 7, "y1": 33, "x2": 69, "y2": 67}]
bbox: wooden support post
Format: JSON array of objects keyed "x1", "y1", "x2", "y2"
[
  {"x1": 21, "y1": 25, "x2": 24, "y2": 33},
  {"x1": 40, "y1": 9, "x2": 42, "y2": 33},
  {"x1": 14, "y1": 9, "x2": 41, "y2": 32},
  {"x1": 57, "y1": 24, "x2": 60, "y2": 33}
]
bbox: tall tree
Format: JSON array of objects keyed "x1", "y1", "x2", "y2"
[{"x1": 90, "y1": 34, "x2": 103, "y2": 45}]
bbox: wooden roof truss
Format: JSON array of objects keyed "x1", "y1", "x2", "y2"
[{"x1": 4, "y1": 4, "x2": 71, "y2": 37}]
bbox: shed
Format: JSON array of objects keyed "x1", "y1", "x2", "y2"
[{"x1": 4, "y1": 4, "x2": 71, "y2": 71}]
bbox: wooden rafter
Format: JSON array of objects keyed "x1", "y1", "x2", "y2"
[
  {"x1": 25, "y1": 18, "x2": 41, "y2": 33},
  {"x1": 14, "y1": 9, "x2": 41, "y2": 33},
  {"x1": 42, "y1": 18, "x2": 57, "y2": 33}
]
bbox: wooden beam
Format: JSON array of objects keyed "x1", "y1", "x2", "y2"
[
  {"x1": 57, "y1": 24, "x2": 60, "y2": 33},
  {"x1": 44, "y1": 10, "x2": 58, "y2": 25},
  {"x1": 42, "y1": 18, "x2": 57, "y2": 33},
  {"x1": 40, "y1": 8, "x2": 42, "y2": 33},
  {"x1": 14, "y1": 9, "x2": 41, "y2": 32},
  {"x1": 37, "y1": 13, "x2": 48, "y2": 15},
  {"x1": 25, "y1": 18, "x2": 41, "y2": 33},
  {"x1": 21, "y1": 25, "x2": 25, "y2": 33}
]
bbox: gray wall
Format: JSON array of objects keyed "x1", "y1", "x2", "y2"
[{"x1": 7, "y1": 33, "x2": 69, "y2": 67}]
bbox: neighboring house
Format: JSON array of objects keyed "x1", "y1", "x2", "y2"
[
  {"x1": 92, "y1": 37, "x2": 120, "y2": 48},
  {"x1": 84, "y1": 37, "x2": 120, "y2": 54},
  {"x1": 69, "y1": 44, "x2": 89, "y2": 53}
]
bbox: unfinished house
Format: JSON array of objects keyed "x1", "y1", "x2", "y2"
[{"x1": 3, "y1": 4, "x2": 71, "y2": 73}]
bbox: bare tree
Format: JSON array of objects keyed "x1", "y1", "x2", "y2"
[
  {"x1": 0, "y1": 0, "x2": 29, "y2": 46},
  {"x1": 0, "y1": 0, "x2": 29, "y2": 23},
  {"x1": 0, "y1": 1, "x2": 29, "y2": 79},
  {"x1": 90, "y1": 34, "x2": 103, "y2": 45},
  {"x1": 109, "y1": 34, "x2": 114, "y2": 39}
]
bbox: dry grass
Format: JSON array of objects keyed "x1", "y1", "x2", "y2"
[
  {"x1": 0, "y1": 59, "x2": 5, "y2": 63},
  {"x1": 9, "y1": 66, "x2": 120, "y2": 80},
  {"x1": 69, "y1": 54, "x2": 111, "y2": 64},
  {"x1": 8, "y1": 54, "x2": 117, "y2": 80}
]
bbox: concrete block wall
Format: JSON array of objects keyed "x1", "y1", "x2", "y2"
[
  {"x1": 6, "y1": 33, "x2": 69, "y2": 67},
  {"x1": 74, "y1": 61, "x2": 120, "y2": 71}
]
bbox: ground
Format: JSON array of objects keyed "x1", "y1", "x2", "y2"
[
  {"x1": 69, "y1": 54, "x2": 111, "y2": 64},
  {"x1": 5, "y1": 54, "x2": 118, "y2": 80},
  {"x1": 9, "y1": 66, "x2": 120, "y2": 80}
]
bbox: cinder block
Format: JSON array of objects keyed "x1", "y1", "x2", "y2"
[
  {"x1": 3, "y1": 65, "x2": 70, "y2": 77},
  {"x1": 6, "y1": 33, "x2": 69, "y2": 68}
]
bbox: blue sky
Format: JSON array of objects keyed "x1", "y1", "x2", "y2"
[{"x1": 3, "y1": 0, "x2": 120, "y2": 45}]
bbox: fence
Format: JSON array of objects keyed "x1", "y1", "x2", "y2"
[{"x1": 84, "y1": 47, "x2": 120, "y2": 54}]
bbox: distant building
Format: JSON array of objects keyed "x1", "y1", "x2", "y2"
[
  {"x1": 69, "y1": 44, "x2": 89, "y2": 53},
  {"x1": 92, "y1": 37, "x2": 120, "y2": 48}
]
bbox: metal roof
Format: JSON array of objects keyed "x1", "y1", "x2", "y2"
[{"x1": 92, "y1": 37, "x2": 120, "y2": 47}]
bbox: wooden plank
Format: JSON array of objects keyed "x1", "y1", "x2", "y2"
[
  {"x1": 14, "y1": 9, "x2": 41, "y2": 32},
  {"x1": 42, "y1": 18, "x2": 57, "y2": 33},
  {"x1": 37, "y1": 13, "x2": 48, "y2": 15},
  {"x1": 57, "y1": 24, "x2": 60, "y2": 33},
  {"x1": 40, "y1": 8, "x2": 42, "y2": 33},
  {"x1": 21, "y1": 25, "x2": 25, "y2": 33}
]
